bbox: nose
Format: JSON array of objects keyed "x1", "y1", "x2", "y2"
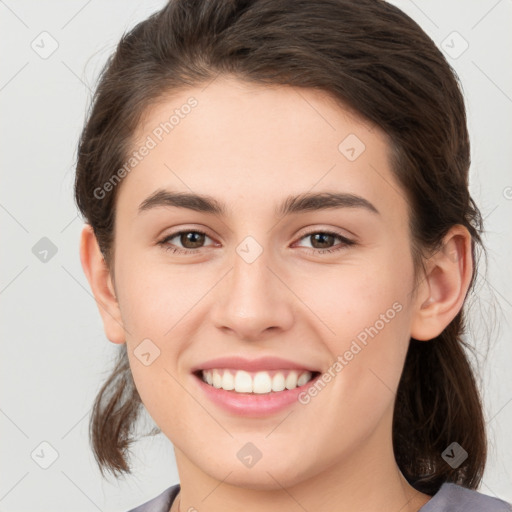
[{"x1": 210, "y1": 246, "x2": 295, "y2": 342}]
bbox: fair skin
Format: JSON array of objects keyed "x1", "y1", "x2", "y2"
[{"x1": 80, "y1": 77, "x2": 473, "y2": 512}]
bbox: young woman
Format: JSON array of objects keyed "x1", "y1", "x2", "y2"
[{"x1": 75, "y1": 0, "x2": 511, "y2": 511}]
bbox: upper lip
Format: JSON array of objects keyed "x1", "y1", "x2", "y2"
[{"x1": 192, "y1": 356, "x2": 319, "y2": 373}]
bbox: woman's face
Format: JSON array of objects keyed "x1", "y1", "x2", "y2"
[{"x1": 106, "y1": 76, "x2": 422, "y2": 488}]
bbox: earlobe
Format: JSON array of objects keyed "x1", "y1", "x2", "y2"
[
  {"x1": 410, "y1": 226, "x2": 473, "y2": 341},
  {"x1": 79, "y1": 223, "x2": 126, "y2": 344}
]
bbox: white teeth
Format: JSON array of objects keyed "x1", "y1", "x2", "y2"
[
  {"x1": 271, "y1": 372, "x2": 286, "y2": 392},
  {"x1": 285, "y1": 370, "x2": 298, "y2": 389},
  {"x1": 253, "y1": 372, "x2": 272, "y2": 394},
  {"x1": 234, "y1": 370, "x2": 253, "y2": 393},
  {"x1": 201, "y1": 369, "x2": 314, "y2": 394},
  {"x1": 212, "y1": 369, "x2": 222, "y2": 388},
  {"x1": 222, "y1": 371, "x2": 235, "y2": 391},
  {"x1": 297, "y1": 371, "x2": 312, "y2": 387}
]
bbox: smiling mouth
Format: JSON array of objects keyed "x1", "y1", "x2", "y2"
[{"x1": 194, "y1": 369, "x2": 320, "y2": 394}]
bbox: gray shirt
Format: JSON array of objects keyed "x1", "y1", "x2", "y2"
[{"x1": 126, "y1": 482, "x2": 512, "y2": 512}]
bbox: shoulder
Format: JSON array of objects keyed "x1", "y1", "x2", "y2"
[
  {"x1": 125, "y1": 484, "x2": 180, "y2": 512},
  {"x1": 420, "y1": 482, "x2": 512, "y2": 512}
]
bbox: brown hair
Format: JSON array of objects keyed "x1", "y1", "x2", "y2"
[{"x1": 74, "y1": 0, "x2": 487, "y2": 494}]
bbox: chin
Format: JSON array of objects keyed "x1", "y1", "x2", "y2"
[{"x1": 201, "y1": 454, "x2": 315, "y2": 491}]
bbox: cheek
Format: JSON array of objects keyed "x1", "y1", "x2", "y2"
[
  {"x1": 309, "y1": 251, "x2": 412, "y2": 344},
  {"x1": 114, "y1": 249, "x2": 205, "y2": 337},
  {"x1": 312, "y1": 253, "x2": 413, "y2": 412},
  {"x1": 117, "y1": 254, "x2": 212, "y2": 423}
]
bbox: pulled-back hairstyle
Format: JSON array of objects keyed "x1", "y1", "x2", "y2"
[{"x1": 74, "y1": 0, "x2": 487, "y2": 495}]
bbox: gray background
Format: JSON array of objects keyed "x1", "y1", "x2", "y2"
[{"x1": 1, "y1": 0, "x2": 511, "y2": 510}]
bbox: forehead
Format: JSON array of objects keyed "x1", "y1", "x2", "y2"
[{"x1": 119, "y1": 76, "x2": 408, "y2": 226}]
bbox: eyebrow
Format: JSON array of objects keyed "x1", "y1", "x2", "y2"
[{"x1": 138, "y1": 189, "x2": 380, "y2": 217}]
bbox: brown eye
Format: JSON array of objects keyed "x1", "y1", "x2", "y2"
[
  {"x1": 178, "y1": 231, "x2": 206, "y2": 249},
  {"x1": 158, "y1": 230, "x2": 214, "y2": 254},
  {"x1": 295, "y1": 230, "x2": 355, "y2": 255},
  {"x1": 309, "y1": 232, "x2": 337, "y2": 249}
]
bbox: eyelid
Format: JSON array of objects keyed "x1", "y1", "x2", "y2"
[
  {"x1": 295, "y1": 224, "x2": 357, "y2": 242},
  {"x1": 292, "y1": 228, "x2": 355, "y2": 251},
  {"x1": 158, "y1": 225, "x2": 355, "y2": 245},
  {"x1": 158, "y1": 224, "x2": 216, "y2": 240},
  {"x1": 157, "y1": 225, "x2": 357, "y2": 257},
  {"x1": 159, "y1": 228, "x2": 218, "y2": 247}
]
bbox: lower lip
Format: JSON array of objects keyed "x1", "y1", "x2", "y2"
[{"x1": 194, "y1": 373, "x2": 320, "y2": 417}]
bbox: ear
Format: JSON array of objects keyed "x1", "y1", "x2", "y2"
[
  {"x1": 79, "y1": 223, "x2": 126, "y2": 344},
  {"x1": 410, "y1": 225, "x2": 473, "y2": 341}
]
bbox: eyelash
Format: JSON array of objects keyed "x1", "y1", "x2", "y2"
[{"x1": 157, "y1": 229, "x2": 356, "y2": 256}]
